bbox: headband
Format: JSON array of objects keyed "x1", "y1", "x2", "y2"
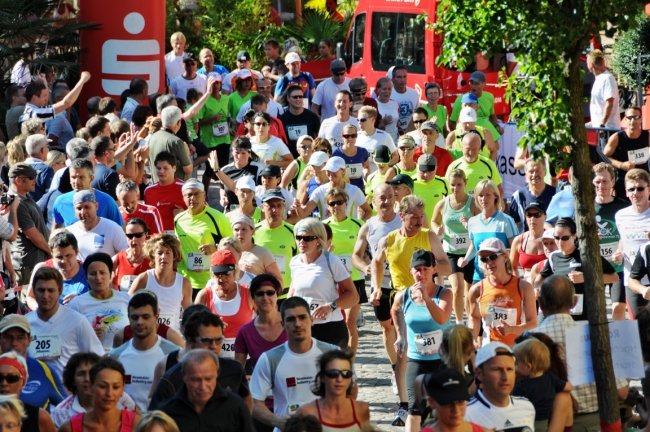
[
  {"x1": 259, "y1": 281, "x2": 276, "y2": 288},
  {"x1": 181, "y1": 180, "x2": 205, "y2": 192},
  {"x1": 0, "y1": 358, "x2": 26, "y2": 381}
]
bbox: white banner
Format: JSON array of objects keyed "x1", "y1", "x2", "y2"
[{"x1": 496, "y1": 123, "x2": 527, "y2": 199}]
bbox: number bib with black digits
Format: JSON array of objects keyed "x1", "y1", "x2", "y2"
[
  {"x1": 304, "y1": 297, "x2": 330, "y2": 324},
  {"x1": 187, "y1": 252, "x2": 210, "y2": 272},
  {"x1": 339, "y1": 255, "x2": 353, "y2": 273},
  {"x1": 599, "y1": 241, "x2": 617, "y2": 261},
  {"x1": 287, "y1": 125, "x2": 308, "y2": 141},
  {"x1": 485, "y1": 305, "x2": 517, "y2": 328},
  {"x1": 221, "y1": 337, "x2": 236, "y2": 359},
  {"x1": 28, "y1": 334, "x2": 62, "y2": 361},
  {"x1": 628, "y1": 147, "x2": 650, "y2": 164},
  {"x1": 158, "y1": 313, "x2": 174, "y2": 327},
  {"x1": 212, "y1": 122, "x2": 229, "y2": 137},
  {"x1": 414, "y1": 329, "x2": 443, "y2": 356},
  {"x1": 346, "y1": 163, "x2": 364, "y2": 180},
  {"x1": 449, "y1": 233, "x2": 469, "y2": 251}
]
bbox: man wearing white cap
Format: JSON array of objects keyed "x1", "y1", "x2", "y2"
[
  {"x1": 175, "y1": 178, "x2": 233, "y2": 297},
  {"x1": 318, "y1": 90, "x2": 359, "y2": 149},
  {"x1": 297, "y1": 156, "x2": 371, "y2": 221},
  {"x1": 274, "y1": 52, "x2": 317, "y2": 107},
  {"x1": 466, "y1": 341, "x2": 535, "y2": 431},
  {"x1": 170, "y1": 55, "x2": 208, "y2": 101},
  {"x1": 446, "y1": 106, "x2": 498, "y2": 161},
  {"x1": 445, "y1": 132, "x2": 503, "y2": 196},
  {"x1": 311, "y1": 59, "x2": 351, "y2": 120}
]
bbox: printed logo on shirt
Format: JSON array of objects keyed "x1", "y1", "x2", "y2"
[
  {"x1": 286, "y1": 377, "x2": 297, "y2": 387},
  {"x1": 94, "y1": 234, "x2": 105, "y2": 248},
  {"x1": 504, "y1": 420, "x2": 513, "y2": 427},
  {"x1": 22, "y1": 381, "x2": 40, "y2": 394}
]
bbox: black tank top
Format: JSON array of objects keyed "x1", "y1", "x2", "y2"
[
  {"x1": 613, "y1": 130, "x2": 650, "y2": 197},
  {"x1": 21, "y1": 403, "x2": 39, "y2": 432},
  {"x1": 165, "y1": 349, "x2": 181, "y2": 371}
]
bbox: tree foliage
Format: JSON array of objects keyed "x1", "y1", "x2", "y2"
[{"x1": 611, "y1": 13, "x2": 650, "y2": 89}]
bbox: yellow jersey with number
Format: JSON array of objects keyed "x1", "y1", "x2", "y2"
[{"x1": 386, "y1": 229, "x2": 431, "y2": 291}]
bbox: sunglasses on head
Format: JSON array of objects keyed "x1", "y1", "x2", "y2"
[
  {"x1": 628, "y1": 186, "x2": 646, "y2": 193},
  {"x1": 342, "y1": 134, "x2": 357, "y2": 139},
  {"x1": 328, "y1": 199, "x2": 346, "y2": 207},
  {"x1": 554, "y1": 235, "x2": 572, "y2": 241},
  {"x1": 627, "y1": 115, "x2": 642, "y2": 120},
  {"x1": 525, "y1": 212, "x2": 543, "y2": 219},
  {"x1": 125, "y1": 232, "x2": 146, "y2": 239},
  {"x1": 0, "y1": 374, "x2": 22, "y2": 384},
  {"x1": 296, "y1": 235, "x2": 318, "y2": 242},
  {"x1": 479, "y1": 253, "x2": 502, "y2": 263},
  {"x1": 323, "y1": 369, "x2": 353, "y2": 379},
  {"x1": 254, "y1": 290, "x2": 277, "y2": 297},
  {"x1": 254, "y1": 122, "x2": 269, "y2": 127}
]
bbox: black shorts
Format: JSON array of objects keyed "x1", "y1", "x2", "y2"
[
  {"x1": 204, "y1": 144, "x2": 232, "y2": 178},
  {"x1": 608, "y1": 272, "x2": 625, "y2": 304},
  {"x1": 311, "y1": 320, "x2": 349, "y2": 349},
  {"x1": 192, "y1": 138, "x2": 211, "y2": 157},
  {"x1": 448, "y1": 253, "x2": 475, "y2": 284},
  {"x1": 626, "y1": 286, "x2": 649, "y2": 319},
  {"x1": 406, "y1": 358, "x2": 442, "y2": 416},
  {"x1": 353, "y1": 279, "x2": 368, "y2": 304},
  {"x1": 373, "y1": 287, "x2": 394, "y2": 322}
]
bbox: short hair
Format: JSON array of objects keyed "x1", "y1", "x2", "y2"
[
  {"x1": 312, "y1": 138, "x2": 332, "y2": 156},
  {"x1": 98, "y1": 97, "x2": 117, "y2": 115},
  {"x1": 336, "y1": 90, "x2": 353, "y2": 102},
  {"x1": 69, "y1": 146, "x2": 92, "y2": 162},
  {"x1": 125, "y1": 217, "x2": 149, "y2": 234},
  {"x1": 65, "y1": 138, "x2": 88, "y2": 158},
  {"x1": 0, "y1": 395, "x2": 26, "y2": 425},
  {"x1": 21, "y1": 118, "x2": 44, "y2": 136},
  {"x1": 324, "y1": 187, "x2": 349, "y2": 204},
  {"x1": 129, "y1": 78, "x2": 148, "y2": 96},
  {"x1": 284, "y1": 414, "x2": 322, "y2": 432},
  {"x1": 286, "y1": 84, "x2": 303, "y2": 97},
  {"x1": 413, "y1": 107, "x2": 428, "y2": 118},
  {"x1": 524, "y1": 157, "x2": 546, "y2": 171},
  {"x1": 626, "y1": 106, "x2": 642, "y2": 115},
  {"x1": 181, "y1": 349, "x2": 220, "y2": 375},
  {"x1": 461, "y1": 131, "x2": 481, "y2": 147},
  {"x1": 128, "y1": 290, "x2": 159, "y2": 314},
  {"x1": 49, "y1": 230, "x2": 79, "y2": 252},
  {"x1": 513, "y1": 338, "x2": 550, "y2": 373},
  {"x1": 4, "y1": 85, "x2": 22, "y2": 101},
  {"x1": 425, "y1": 82, "x2": 442, "y2": 95},
  {"x1": 161, "y1": 106, "x2": 182, "y2": 128},
  {"x1": 593, "y1": 161, "x2": 615, "y2": 181},
  {"x1": 294, "y1": 218, "x2": 328, "y2": 250},
  {"x1": 249, "y1": 273, "x2": 282, "y2": 297},
  {"x1": 157, "y1": 95, "x2": 176, "y2": 114},
  {"x1": 474, "y1": 180, "x2": 501, "y2": 210},
  {"x1": 183, "y1": 310, "x2": 225, "y2": 340},
  {"x1": 398, "y1": 195, "x2": 425, "y2": 214},
  {"x1": 265, "y1": 39, "x2": 280, "y2": 49},
  {"x1": 358, "y1": 106, "x2": 377, "y2": 119},
  {"x1": 250, "y1": 94, "x2": 267, "y2": 109},
  {"x1": 32, "y1": 266, "x2": 63, "y2": 291},
  {"x1": 90, "y1": 135, "x2": 111, "y2": 157},
  {"x1": 25, "y1": 134, "x2": 47, "y2": 157},
  {"x1": 135, "y1": 411, "x2": 180, "y2": 432},
  {"x1": 154, "y1": 151, "x2": 178, "y2": 167},
  {"x1": 70, "y1": 157, "x2": 94, "y2": 175},
  {"x1": 348, "y1": 77, "x2": 367, "y2": 92},
  {"x1": 76, "y1": 127, "x2": 91, "y2": 141},
  {"x1": 24, "y1": 81, "x2": 47, "y2": 102},
  {"x1": 116, "y1": 180, "x2": 139, "y2": 196},
  {"x1": 51, "y1": 85, "x2": 69, "y2": 102},
  {"x1": 186, "y1": 88, "x2": 202, "y2": 105},
  {"x1": 89, "y1": 356, "x2": 125, "y2": 384},
  {"x1": 132, "y1": 105, "x2": 154, "y2": 128},
  {"x1": 539, "y1": 275, "x2": 576, "y2": 314},
  {"x1": 342, "y1": 123, "x2": 357, "y2": 132},
  {"x1": 587, "y1": 49, "x2": 605, "y2": 66},
  {"x1": 86, "y1": 116, "x2": 110, "y2": 137},
  {"x1": 392, "y1": 65, "x2": 408, "y2": 75},
  {"x1": 144, "y1": 234, "x2": 183, "y2": 264},
  {"x1": 312, "y1": 349, "x2": 354, "y2": 397},
  {"x1": 376, "y1": 77, "x2": 392, "y2": 89},
  {"x1": 253, "y1": 111, "x2": 271, "y2": 123},
  {"x1": 280, "y1": 296, "x2": 311, "y2": 321},
  {"x1": 170, "y1": 32, "x2": 186, "y2": 43},
  {"x1": 625, "y1": 168, "x2": 650, "y2": 185}
]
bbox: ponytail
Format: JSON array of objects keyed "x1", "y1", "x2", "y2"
[{"x1": 441, "y1": 325, "x2": 473, "y2": 376}]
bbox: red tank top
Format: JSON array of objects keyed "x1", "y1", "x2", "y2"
[
  {"x1": 111, "y1": 250, "x2": 151, "y2": 291},
  {"x1": 205, "y1": 283, "x2": 253, "y2": 338},
  {"x1": 123, "y1": 323, "x2": 170, "y2": 343},
  {"x1": 518, "y1": 231, "x2": 546, "y2": 271},
  {"x1": 71, "y1": 410, "x2": 136, "y2": 432}
]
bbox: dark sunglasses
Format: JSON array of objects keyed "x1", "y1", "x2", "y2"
[
  {"x1": 254, "y1": 290, "x2": 277, "y2": 297},
  {"x1": 399, "y1": 146, "x2": 414, "y2": 151},
  {"x1": 342, "y1": 134, "x2": 357, "y2": 139},
  {"x1": 323, "y1": 369, "x2": 353, "y2": 379},
  {"x1": 300, "y1": 145, "x2": 312, "y2": 150},
  {"x1": 358, "y1": 117, "x2": 369, "y2": 123},
  {"x1": 626, "y1": 115, "x2": 642, "y2": 120},
  {"x1": 333, "y1": 72, "x2": 345, "y2": 76},
  {"x1": 213, "y1": 270, "x2": 234, "y2": 276},
  {"x1": 628, "y1": 186, "x2": 646, "y2": 193},
  {"x1": 254, "y1": 122, "x2": 269, "y2": 127},
  {"x1": 290, "y1": 95, "x2": 304, "y2": 99},
  {"x1": 296, "y1": 235, "x2": 318, "y2": 242},
  {"x1": 413, "y1": 120, "x2": 425, "y2": 124},
  {"x1": 353, "y1": 89, "x2": 367, "y2": 95},
  {"x1": 327, "y1": 199, "x2": 346, "y2": 207},
  {"x1": 0, "y1": 374, "x2": 22, "y2": 384},
  {"x1": 479, "y1": 253, "x2": 502, "y2": 263},
  {"x1": 18, "y1": 176, "x2": 35, "y2": 181},
  {"x1": 525, "y1": 212, "x2": 543, "y2": 219},
  {"x1": 125, "y1": 232, "x2": 146, "y2": 239},
  {"x1": 554, "y1": 235, "x2": 572, "y2": 241},
  {"x1": 194, "y1": 336, "x2": 224, "y2": 345}
]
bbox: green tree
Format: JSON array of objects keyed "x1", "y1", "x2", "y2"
[
  {"x1": 611, "y1": 13, "x2": 650, "y2": 91},
  {"x1": 432, "y1": 0, "x2": 645, "y2": 427}
]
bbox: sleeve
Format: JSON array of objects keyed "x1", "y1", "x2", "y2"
[
  {"x1": 604, "y1": 75, "x2": 617, "y2": 100},
  {"x1": 383, "y1": 133, "x2": 397, "y2": 153},
  {"x1": 77, "y1": 317, "x2": 105, "y2": 356},
  {"x1": 550, "y1": 373, "x2": 567, "y2": 393},
  {"x1": 249, "y1": 353, "x2": 273, "y2": 401},
  {"x1": 508, "y1": 192, "x2": 521, "y2": 224},
  {"x1": 112, "y1": 227, "x2": 130, "y2": 254},
  {"x1": 310, "y1": 186, "x2": 324, "y2": 205},
  {"x1": 630, "y1": 247, "x2": 648, "y2": 280},
  {"x1": 151, "y1": 207, "x2": 164, "y2": 235},
  {"x1": 218, "y1": 213, "x2": 235, "y2": 239},
  {"x1": 236, "y1": 102, "x2": 249, "y2": 123},
  {"x1": 275, "y1": 141, "x2": 291, "y2": 157},
  {"x1": 539, "y1": 257, "x2": 554, "y2": 278},
  {"x1": 170, "y1": 79, "x2": 179, "y2": 97},
  {"x1": 601, "y1": 256, "x2": 616, "y2": 274},
  {"x1": 52, "y1": 196, "x2": 64, "y2": 225},
  {"x1": 148, "y1": 376, "x2": 176, "y2": 410},
  {"x1": 505, "y1": 215, "x2": 519, "y2": 240},
  {"x1": 312, "y1": 82, "x2": 325, "y2": 105},
  {"x1": 106, "y1": 201, "x2": 125, "y2": 226},
  {"x1": 261, "y1": 247, "x2": 276, "y2": 268},
  {"x1": 308, "y1": 74, "x2": 317, "y2": 92},
  {"x1": 352, "y1": 187, "x2": 366, "y2": 208},
  {"x1": 546, "y1": 194, "x2": 561, "y2": 224},
  {"x1": 274, "y1": 76, "x2": 286, "y2": 98},
  {"x1": 45, "y1": 363, "x2": 66, "y2": 406},
  {"x1": 284, "y1": 191, "x2": 295, "y2": 212},
  {"x1": 176, "y1": 140, "x2": 193, "y2": 168},
  {"x1": 46, "y1": 117, "x2": 62, "y2": 138},
  {"x1": 16, "y1": 200, "x2": 35, "y2": 231},
  {"x1": 318, "y1": 120, "x2": 328, "y2": 138},
  {"x1": 450, "y1": 97, "x2": 462, "y2": 122},
  {"x1": 330, "y1": 253, "x2": 351, "y2": 283},
  {"x1": 310, "y1": 115, "x2": 323, "y2": 137}
]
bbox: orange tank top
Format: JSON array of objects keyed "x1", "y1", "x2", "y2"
[{"x1": 478, "y1": 275, "x2": 523, "y2": 346}]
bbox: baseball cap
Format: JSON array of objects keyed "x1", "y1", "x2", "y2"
[
  {"x1": 231, "y1": 214, "x2": 255, "y2": 229},
  {"x1": 309, "y1": 151, "x2": 329, "y2": 167},
  {"x1": 8, "y1": 163, "x2": 37, "y2": 179},
  {"x1": 261, "y1": 189, "x2": 285, "y2": 202},
  {"x1": 478, "y1": 238, "x2": 507, "y2": 253},
  {"x1": 525, "y1": 200, "x2": 547, "y2": 214},
  {"x1": 210, "y1": 250, "x2": 237, "y2": 274},
  {"x1": 423, "y1": 368, "x2": 471, "y2": 406},
  {"x1": 235, "y1": 176, "x2": 256, "y2": 191},
  {"x1": 420, "y1": 121, "x2": 439, "y2": 132},
  {"x1": 331, "y1": 59, "x2": 346, "y2": 73},
  {"x1": 237, "y1": 69, "x2": 252, "y2": 80},
  {"x1": 285, "y1": 52, "x2": 301, "y2": 64},
  {"x1": 0, "y1": 314, "x2": 30, "y2": 335},
  {"x1": 459, "y1": 107, "x2": 477, "y2": 123},
  {"x1": 260, "y1": 164, "x2": 282, "y2": 178},
  {"x1": 237, "y1": 50, "x2": 251, "y2": 62},
  {"x1": 475, "y1": 341, "x2": 515, "y2": 367},
  {"x1": 207, "y1": 72, "x2": 222, "y2": 82},
  {"x1": 418, "y1": 154, "x2": 438, "y2": 172},
  {"x1": 542, "y1": 228, "x2": 555, "y2": 240},
  {"x1": 461, "y1": 93, "x2": 479, "y2": 104},
  {"x1": 386, "y1": 174, "x2": 414, "y2": 190},
  {"x1": 373, "y1": 145, "x2": 391, "y2": 164},
  {"x1": 324, "y1": 156, "x2": 346, "y2": 173},
  {"x1": 410, "y1": 249, "x2": 436, "y2": 268},
  {"x1": 182, "y1": 55, "x2": 196, "y2": 64},
  {"x1": 73, "y1": 189, "x2": 96, "y2": 205},
  {"x1": 296, "y1": 135, "x2": 313, "y2": 147},
  {"x1": 469, "y1": 71, "x2": 487, "y2": 83}
]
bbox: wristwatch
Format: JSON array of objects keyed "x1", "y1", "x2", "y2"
[{"x1": 329, "y1": 301, "x2": 337, "y2": 311}]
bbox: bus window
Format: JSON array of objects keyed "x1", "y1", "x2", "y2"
[
  {"x1": 371, "y1": 12, "x2": 425, "y2": 74},
  {"x1": 352, "y1": 13, "x2": 365, "y2": 64}
]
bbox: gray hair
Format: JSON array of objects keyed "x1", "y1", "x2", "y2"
[
  {"x1": 69, "y1": 146, "x2": 92, "y2": 162},
  {"x1": 349, "y1": 77, "x2": 367, "y2": 91},
  {"x1": 283, "y1": 37, "x2": 300, "y2": 53},
  {"x1": 157, "y1": 94, "x2": 177, "y2": 114},
  {"x1": 461, "y1": 132, "x2": 481, "y2": 147},
  {"x1": 21, "y1": 118, "x2": 44, "y2": 136},
  {"x1": 70, "y1": 158, "x2": 94, "y2": 175},
  {"x1": 66, "y1": 138, "x2": 89, "y2": 158},
  {"x1": 180, "y1": 349, "x2": 220, "y2": 375},
  {"x1": 116, "y1": 180, "x2": 139, "y2": 196},
  {"x1": 294, "y1": 217, "x2": 328, "y2": 251},
  {"x1": 161, "y1": 106, "x2": 182, "y2": 128},
  {"x1": 25, "y1": 134, "x2": 48, "y2": 157}
]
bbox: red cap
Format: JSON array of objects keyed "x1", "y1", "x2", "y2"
[{"x1": 210, "y1": 250, "x2": 237, "y2": 273}]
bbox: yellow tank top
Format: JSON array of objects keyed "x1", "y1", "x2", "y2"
[
  {"x1": 386, "y1": 229, "x2": 431, "y2": 291},
  {"x1": 478, "y1": 275, "x2": 523, "y2": 347}
]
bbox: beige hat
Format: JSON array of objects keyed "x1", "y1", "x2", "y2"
[{"x1": 0, "y1": 314, "x2": 30, "y2": 334}]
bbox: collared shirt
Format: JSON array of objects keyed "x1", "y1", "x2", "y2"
[{"x1": 121, "y1": 97, "x2": 139, "y2": 123}]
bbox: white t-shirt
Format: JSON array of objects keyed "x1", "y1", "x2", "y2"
[
  {"x1": 68, "y1": 291, "x2": 131, "y2": 353},
  {"x1": 356, "y1": 129, "x2": 396, "y2": 173},
  {"x1": 170, "y1": 74, "x2": 208, "y2": 101},
  {"x1": 67, "y1": 218, "x2": 129, "y2": 261},
  {"x1": 310, "y1": 182, "x2": 366, "y2": 220},
  {"x1": 590, "y1": 70, "x2": 620, "y2": 129},
  {"x1": 465, "y1": 390, "x2": 536, "y2": 432},
  {"x1": 109, "y1": 336, "x2": 179, "y2": 412},
  {"x1": 615, "y1": 205, "x2": 650, "y2": 283},
  {"x1": 222, "y1": 70, "x2": 264, "y2": 94},
  {"x1": 318, "y1": 116, "x2": 360, "y2": 149},
  {"x1": 250, "y1": 338, "x2": 338, "y2": 432},
  {"x1": 312, "y1": 78, "x2": 351, "y2": 120},
  {"x1": 375, "y1": 99, "x2": 400, "y2": 143},
  {"x1": 236, "y1": 99, "x2": 285, "y2": 123},
  {"x1": 164, "y1": 51, "x2": 186, "y2": 82},
  {"x1": 391, "y1": 87, "x2": 421, "y2": 130},
  {"x1": 251, "y1": 136, "x2": 291, "y2": 165},
  {"x1": 26, "y1": 306, "x2": 105, "y2": 377},
  {"x1": 255, "y1": 186, "x2": 294, "y2": 219}
]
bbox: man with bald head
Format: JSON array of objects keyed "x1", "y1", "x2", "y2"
[
  {"x1": 197, "y1": 48, "x2": 229, "y2": 77},
  {"x1": 445, "y1": 132, "x2": 503, "y2": 196}
]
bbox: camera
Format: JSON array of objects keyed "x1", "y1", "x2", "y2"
[{"x1": 0, "y1": 194, "x2": 15, "y2": 206}]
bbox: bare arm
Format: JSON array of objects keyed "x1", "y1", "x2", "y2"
[
  {"x1": 422, "y1": 286, "x2": 453, "y2": 324},
  {"x1": 334, "y1": 277, "x2": 360, "y2": 310},
  {"x1": 358, "y1": 202, "x2": 372, "y2": 221},
  {"x1": 24, "y1": 227, "x2": 51, "y2": 255},
  {"x1": 128, "y1": 272, "x2": 148, "y2": 296},
  {"x1": 235, "y1": 352, "x2": 247, "y2": 368},
  {"x1": 264, "y1": 261, "x2": 285, "y2": 288},
  {"x1": 603, "y1": 133, "x2": 632, "y2": 170},
  {"x1": 310, "y1": 103, "x2": 321, "y2": 118},
  {"x1": 485, "y1": 131, "x2": 499, "y2": 161},
  {"x1": 627, "y1": 277, "x2": 649, "y2": 297},
  {"x1": 431, "y1": 198, "x2": 446, "y2": 236},
  {"x1": 281, "y1": 161, "x2": 299, "y2": 189},
  {"x1": 495, "y1": 280, "x2": 538, "y2": 337},
  {"x1": 467, "y1": 283, "x2": 481, "y2": 347},
  {"x1": 383, "y1": 167, "x2": 397, "y2": 183},
  {"x1": 371, "y1": 236, "x2": 388, "y2": 294},
  {"x1": 253, "y1": 399, "x2": 288, "y2": 429},
  {"x1": 509, "y1": 234, "x2": 522, "y2": 270},
  {"x1": 52, "y1": 72, "x2": 90, "y2": 115},
  {"x1": 601, "y1": 98, "x2": 615, "y2": 126},
  {"x1": 391, "y1": 291, "x2": 407, "y2": 356},
  {"x1": 428, "y1": 231, "x2": 451, "y2": 276},
  {"x1": 352, "y1": 224, "x2": 371, "y2": 275},
  {"x1": 182, "y1": 278, "x2": 193, "y2": 310},
  {"x1": 183, "y1": 77, "x2": 215, "y2": 120},
  {"x1": 38, "y1": 408, "x2": 56, "y2": 432},
  {"x1": 166, "y1": 327, "x2": 186, "y2": 348},
  {"x1": 266, "y1": 154, "x2": 294, "y2": 169}
]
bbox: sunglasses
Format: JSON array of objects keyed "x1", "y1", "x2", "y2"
[
  {"x1": 125, "y1": 232, "x2": 146, "y2": 239},
  {"x1": 628, "y1": 187, "x2": 646, "y2": 193},
  {"x1": 296, "y1": 235, "x2": 318, "y2": 242},
  {"x1": 290, "y1": 95, "x2": 304, "y2": 99},
  {"x1": 525, "y1": 212, "x2": 543, "y2": 219},
  {"x1": 328, "y1": 199, "x2": 346, "y2": 207},
  {"x1": 353, "y1": 89, "x2": 367, "y2": 95},
  {"x1": 254, "y1": 122, "x2": 269, "y2": 127},
  {"x1": 358, "y1": 118, "x2": 369, "y2": 123},
  {"x1": 554, "y1": 235, "x2": 572, "y2": 241},
  {"x1": 479, "y1": 253, "x2": 502, "y2": 263},
  {"x1": 399, "y1": 146, "x2": 414, "y2": 151},
  {"x1": 194, "y1": 336, "x2": 224, "y2": 345},
  {"x1": 413, "y1": 120, "x2": 425, "y2": 124},
  {"x1": 213, "y1": 270, "x2": 234, "y2": 276},
  {"x1": 627, "y1": 115, "x2": 642, "y2": 120},
  {"x1": 333, "y1": 72, "x2": 345, "y2": 76},
  {"x1": 300, "y1": 145, "x2": 312, "y2": 150},
  {"x1": 18, "y1": 176, "x2": 35, "y2": 181},
  {"x1": 0, "y1": 374, "x2": 22, "y2": 384},
  {"x1": 342, "y1": 134, "x2": 357, "y2": 139},
  {"x1": 254, "y1": 290, "x2": 277, "y2": 297},
  {"x1": 323, "y1": 369, "x2": 353, "y2": 379}
]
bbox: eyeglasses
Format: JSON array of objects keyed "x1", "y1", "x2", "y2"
[
  {"x1": 627, "y1": 115, "x2": 642, "y2": 120},
  {"x1": 478, "y1": 253, "x2": 502, "y2": 263},
  {"x1": 358, "y1": 118, "x2": 369, "y2": 123},
  {"x1": 107, "y1": 148, "x2": 116, "y2": 152},
  {"x1": 342, "y1": 134, "x2": 357, "y2": 139},
  {"x1": 554, "y1": 235, "x2": 572, "y2": 241},
  {"x1": 290, "y1": 95, "x2": 304, "y2": 99},
  {"x1": 254, "y1": 122, "x2": 269, "y2": 127},
  {"x1": 125, "y1": 232, "x2": 146, "y2": 239},
  {"x1": 413, "y1": 120, "x2": 425, "y2": 124},
  {"x1": 213, "y1": 270, "x2": 234, "y2": 276},
  {"x1": 353, "y1": 89, "x2": 367, "y2": 95},
  {"x1": 185, "y1": 62, "x2": 196, "y2": 66},
  {"x1": 525, "y1": 212, "x2": 543, "y2": 219},
  {"x1": 627, "y1": 186, "x2": 646, "y2": 193},
  {"x1": 300, "y1": 145, "x2": 312, "y2": 150},
  {"x1": 0, "y1": 374, "x2": 22, "y2": 384},
  {"x1": 194, "y1": 336, "x2": 224, "y2": 346},
  {"x1": 254, "y1": 290, "x2": 277, "y2": 297},
  {"x1": 323, "y1": 369, "x2": 353, "y2": 379},
  {"x1": 296, "y1": 235, "x2": 318, "y2": 242},
  {"x1": 399, "y1": 146, "x2": 414, "y2": 151},
  {"x1": 327, "y1": 199, "x2": 346, "y2": 207}
]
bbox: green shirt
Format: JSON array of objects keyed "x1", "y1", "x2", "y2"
[
  {"x1": 413, "y1": 176, "x2": 450, "y2": 224},
  {"x1": 450, "y1": 91, "x2": 495, "y2": 122},
  {"x1": 198, "y1": 94, "x2": 230, "y2": 148},
  {"x1": 422, "y1": 104, "x2": 447, "y2": 132},
  {"x1": 323, "y1": 217, "x2": 365, "y2": 281},
  {"x1": 253, "y1": 221, "x2": 297, "y2": 292},
  {"x1": 445, "y1": 155, "x2": 502, "y2": 195},
  {"x1": 228, "y1": 91, "x2": 256, "y2": 120},
  {"x1": 185, "y1": 104, "x2": 198, "y2": 141}
]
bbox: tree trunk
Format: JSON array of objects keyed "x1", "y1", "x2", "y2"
[{"x1": 566, "y1": 47, "x2": 621, "y2": 431}]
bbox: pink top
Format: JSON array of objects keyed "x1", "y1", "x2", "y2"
[{"x1": 70, "y1": 410, "x2": 135, "y2": 432}]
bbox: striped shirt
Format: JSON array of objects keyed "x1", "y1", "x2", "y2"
[{"x1": 19, "y1": 103, "x2": 55, "y2": 125}]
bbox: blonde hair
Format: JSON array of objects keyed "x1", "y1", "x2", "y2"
[
  {"x1": 0, "y1": 142, "x2": 6, "y2": 161},
  {"x1": 170, "y1": 32, "x2": 186, "y2": 44},
  {"x1": 324, "y1": 187, "x2": 349, "y2": 204},
  {"x1": 294, "y1": 218, "x2": 328, "y2": 250},
  {"x1": 447, "y1": 169, "x2": 467, "y2": 183},
  {"x1": 358, "y1": 106, "x2": 377, "y2": 119},
  {"x1": 439, "y1": 325, "x2": 473, "y2": 376},
  {"x1": 398, "y1": 195, "x2": 425, "y2": 215},
  {"x1": 342, "y1": 123, "x2": 357, "y2": 133},
  {"x1": 513, "y1": 338, "x2": 550, "y2": 373},
  {"x1": 593, "y1": 162, "x2": 615, "y2": 180},
  {"x1": 218, "y1": 237, "x2": 243, "y2": 254},
  {"x1": 144, "y1": 234, "x2": 183, "y2": 265},
  {"x1": 20, "y1": 118, "x2": 44, "y2": 136},
  {"x1": 76, "y1": 127, "x2": 91, "y2": 141},
  {"x1": 587, "y1": 49, "x2": 605, "y2": 66},
  {"x1": 46, "y1": 150, "x2": 66, "y2": 167},
  {"x1": 397, "y1": 135, "x2": 416, "y2": 147},
  {"x1": 149, "y1": 118, "x2": 163, "y2": 134},
  {"x1": 474, "y1": 179, "x2": 502, "y2": 211},
  {"x1": 625, "y1": 168, "x2": 650, "y2": 185},
  {"x1": 135, "y1": 410, "x2": 180, "y2": 432},
  {"x1": 7, "y1": 138, "x2": 26, "y2": 166},
  {"x1": 0, "y1": 395, "x2": 26, "y2": 425}
]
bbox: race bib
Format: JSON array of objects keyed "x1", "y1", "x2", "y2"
[
  {"x1": 221, "y1": 337, "x2": 236, "y2": 359},
  {"x1": 273, "y1": 254, "x2": 287, "y2": 274},
  {"x1": 628, "y1": 147, "x2": 650, "y2": 164},
  {"x1": 339, "y1": 254, "x2": 353, "y2": 273},
  {"x1": 570, "y1": 294, "x2": 584, "y2": 315},
  {"x1": 158, "y1": 313, "x2": 175, "y2": 327},
  {"x1": 398, "y1": 118, "x2": 410, "y2": 130},
  {"x1": 28, "y1": 335, "x2": 62, "y2": 361},
  {"x1": 383, "y1": 260, "x2": 391, "y2": 277},
  {"x1": 287, "y1": 125, "x2": 308, "y2": 141},
  {"x1": 414, "y1": 329, "x2": 443, "y2": 356},
  {"x1": 187, "y1": 252, "x2": 210, "y2": 272},
  {"x1": 449, "y1": 233, "x2": 469, "y2": 251},
  {"x1": 212, "y1": 122, "x2": 229, "y2": 137},
  {"x1": 119, "y1": 275, "x2": 137, "y2": 292},
  {"x1": 165, "y1": 230, "x2": 176, "y2": 236},
  {"x1": 599, "y1": 241, "x2": 618, "y2": 261},
  {"x1": 304, "y1": 297, "x2": 331, "y2": 324},
  {"x1": 485, "y1": 305, "x2": 517, "y2": 328},
  {"x1": 330, "y1": 138, "x2": 343, "y2": 148},
  {"x1": 346, "y1": 163, "x2": 364, "y2": 180}
]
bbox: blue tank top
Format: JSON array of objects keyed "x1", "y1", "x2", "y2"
[
  {"x1": 60, "y1": 264, "x2": 90, "y2": 303},
  {"x1": 308, "y1": 177, "x2": 323, "y2": 218},
  {"x1": 403, "y1": 285, "x2": 448, "y2": 360},
  {"x1": 332, "y1": 147, "x2": 369, "y2": 191}
]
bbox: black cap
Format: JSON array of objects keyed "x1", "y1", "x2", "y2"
[
  {"x1": 386, "y1": 174, "x2": 414, "y2": 190},
  {"x1": 260, "y1": 164, "x2": 282, "y2": 178},
  {"x1": 8, "y1": 163, "x2": 37, "y2": 179},
  {"x1": 525, "y1": 200, "x2": 547, "y2": 213},
  {"x1": 373, "y1": 145, "x2": 391, "y2": 164},
  {"x1": 261, "y1": 189, "x2": 285, "y2": 202},
  {"x1": 423, "y1": 368, "x2": 470, "y2": 406},
  {"x1": 182, "y1": 54, "x2": 196, "y2": 64},
  {"x1": 237, "y1": 50, "x2": 251, "y2": 62},
  {"x1": 410, "y1": 249, "x2": 436, "y2": 268}
]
